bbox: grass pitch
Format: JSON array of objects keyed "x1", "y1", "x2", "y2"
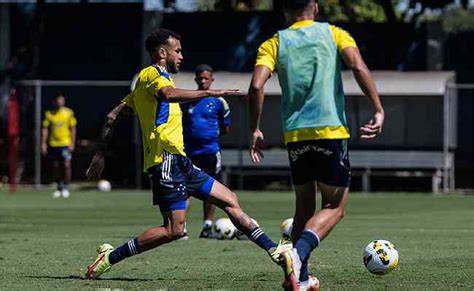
[{"x1": 1, "y1": 189, "x2": 474, "y2": 290}]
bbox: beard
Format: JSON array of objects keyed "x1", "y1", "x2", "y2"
[{"x1": 167, "y1": 60, "x2": 180, "y2": 74}]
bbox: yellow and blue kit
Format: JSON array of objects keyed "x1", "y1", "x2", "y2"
[
  {"x1": 122, "y1": 65, "x2": 214, "y2": 213},
  {"x1": 42, "y1": 107, "x2": 77, "y2": 147}
]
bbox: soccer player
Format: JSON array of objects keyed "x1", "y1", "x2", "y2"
[
  {"x1": 41, "y1": 93, "x2": 77, "y2": 198},
  {"x1": 181, "y1": 64, "x2": 231, "y2": 238},
  {"x1": 248, "y1": 1, "x2": 384, "y2": 290},
  {"x1": 85, "y1": 28, "x2": 290, "y2": 282}
]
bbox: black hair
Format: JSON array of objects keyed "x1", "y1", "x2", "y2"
[
  {"x1": 283, "y1": 0, "x2": 316, "y2": 10},
  {"x1": 145, "y1": 28, "x2": 181, "y2": 54},
  {"x1": 54, "y1": 92, "x2": 65, "y2": 99},
  {"x1": 194, "y1": 64, "x2": 214, "y2": 75}
]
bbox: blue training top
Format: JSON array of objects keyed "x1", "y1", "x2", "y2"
[{"x1": 181, "y1": 97, "x2": 230, "y2": 156}]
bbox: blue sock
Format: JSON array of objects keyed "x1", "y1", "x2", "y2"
[
  {"x1": 249, "y1": 227, "x2": 277, "y2": 251},
  {"x1": 108, "y1": 238, "x2": 140, "y2": 265},
  {"x1": 300, "y1": 259, "x2": 309, "y2": 282},
  {"x1": 295, "y1": 229, "x2": 320, "y2": 263}
]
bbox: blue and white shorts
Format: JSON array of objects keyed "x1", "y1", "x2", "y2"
[{"x1": 148, "y1": 152, "x2": 215, "y2": 214}]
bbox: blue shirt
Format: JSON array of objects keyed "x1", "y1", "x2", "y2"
[{"x1": 181, "y1": 97, "x2": 230, "y2": 156}]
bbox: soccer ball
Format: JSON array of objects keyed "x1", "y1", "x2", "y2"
[
  {"x1": 213, "y1": 218, "x2": 236, "y2": 240},
  {"x1": 235, "y1": 218, "x2": 259, "y2": 240},
  {"x1": 280, "y1": 218, "x2": 294, "y2": 239},
  {"x1": 363, "y1": 240, "x2": 399, "y2": 275},
  {"x1": 97, "y1": 179, "x2": 112, "y2": 192}
]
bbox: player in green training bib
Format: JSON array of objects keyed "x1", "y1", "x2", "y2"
[{"x1": 248, "y1": 1, "x2": 385, "y2": 290}]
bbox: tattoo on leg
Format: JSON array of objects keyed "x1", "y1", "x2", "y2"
[{"x1": 235, "y1": 212, "x2": 257, "y2": 233}]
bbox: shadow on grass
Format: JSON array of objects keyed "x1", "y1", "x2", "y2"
[{"x1": 26, "y1": 275, "x2": 153, "y2": 282}]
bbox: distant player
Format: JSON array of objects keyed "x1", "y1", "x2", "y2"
[
  {"x1": 248, "y1": 1, "x2": 384, "y2": 290},
  {"x1": 181, "y1": 64, "x2": 231, "y2": 238},
  {"x1": 41, "y1": 93, "x2": 77, "y2": 198},
  {"x1": 85, "y1": 28, "x2": 290, "y2": 283}
]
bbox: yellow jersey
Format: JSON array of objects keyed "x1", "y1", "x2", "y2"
[
  {"x1": 255, "y1": 20, "x2": 357, "y2": 143},
  {"x1": 122, "y1": 65, "x2": 186, "y2": 172},
  {"x1": 42, "y1": 107, "x2": 77, "y2": 147}
]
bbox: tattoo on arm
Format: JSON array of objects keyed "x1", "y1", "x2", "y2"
[{"x1": 96, "y1": 103, "x2": 132, "y2": 153}]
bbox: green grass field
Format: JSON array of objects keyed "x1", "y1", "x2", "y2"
[{"x1": 1, "y1": 189, "x2": 474, "y2": 290}]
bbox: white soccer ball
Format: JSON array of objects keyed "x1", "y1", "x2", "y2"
[
  {"x1": 235, "y1": 218, "x2": 259, "y2": 240},
  {"x1": 280, "y1": 218, "x2": 294, "y2": 239},
  {"x1": 97, "y1": 179, "x2": 112, "y2": 192},
  {"x1": 363, "y1": 240, "x2": 399, "y2": 275},
  {"x1": 213, "y1": 218, "x2": 236, "y2": 240}
]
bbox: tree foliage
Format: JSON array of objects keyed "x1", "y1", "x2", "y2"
[{"x1": 317, "y1": 0, "x2": 470, "y2": 23}]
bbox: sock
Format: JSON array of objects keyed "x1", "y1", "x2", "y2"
[
  {"x1": 299, "y1": 259, "x2": 309, "y2": 282},
  {"x1": 295, "y1": 229, "x2": 320, "y2": 263},
  {"x1": 57, "y1": 181, "x2": 64, "y2": 191},
  {"x1": 108, "y1": 238, "x2": 140, "y2": 265},
  {"x1": 249, "y1": 227, "x2": 277, "y2": 251},
  {"x1": 203, "y1": 220, "x2": 213, "y2": 228}
]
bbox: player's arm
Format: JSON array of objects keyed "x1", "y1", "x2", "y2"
[
  {"x1": 41, "y1": 127, "x2": 49, "y2": 155},
  {"x1": 70, "y1": 126, "x2": 77, "y2": 152},
  {"x1": 158, "y1": 86, "x2": 240, "y2": 103},
  {"x1": 86, "y1": 103, "x2": 133, "y2": 179},
  {"x1": 248, "y1": 65, "x2": 272, "y2": 163},
  {"x1": 341, "y1": 47, "x2": 384, "y2": 139},
  {"x1": 69, "y1": 113, "x2": 77, "y2": 152}
]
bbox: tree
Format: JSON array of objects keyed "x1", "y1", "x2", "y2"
[{"x1": 317, "y1": 0, "x2": 470, "y2": 23}]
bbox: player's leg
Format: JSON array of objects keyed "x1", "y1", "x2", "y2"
[
  {"x1": 184, "y1": 156, "x2": 286, "y2": 255},
  {"x1": 86, "y1": 208, "x2": 187, "y2": 279},
  {"x1": 110, "y1": 209, "x2": 186, "y2": 263},
  {"x1": 291, "y1": 181, "x2": 317, "y2": 284},
  {"x1": 51, "y1": 148, "x2": 62, "y2": 198},
  {"x1": 191, "y1": 154, "x2": 217, "y2": 238},
  {"x1": 61, "y1": 159, "x2": 72, "y2": 197},
  {"x1": 201, "y1": 201, "x2": 216, "y2": 237},
  {"x1": 305, "y1": 183, "x2": 348, "y2": 239},
  {"x1": 87, "y1": 154, "x2": 189, "y2": 279}
]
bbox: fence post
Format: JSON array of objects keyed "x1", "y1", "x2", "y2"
[{"x1": 34, "y1": 80, "x2": 42, "y2": 188}]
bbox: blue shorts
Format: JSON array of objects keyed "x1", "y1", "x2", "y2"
[
  {"x1": 148, "y1": 152, "x2": 215, "y2": 214},
  {"x1": 49, "y1": 146, "x2": 72, "y2": 161}
]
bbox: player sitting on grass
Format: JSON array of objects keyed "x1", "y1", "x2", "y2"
[{"x1": 84, "y1": 28, "x2": 291, "y2": 285}]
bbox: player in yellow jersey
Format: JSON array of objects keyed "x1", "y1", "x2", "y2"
[
  {"x1": 84, "y1": 28, "x2": 290, "y2": 285},
  {"x1": 248, "y1": 1, "x2": 384, "y2": 290},
  {"x1": 41, "y1": 93, "x2": 77, "y2": 198}
]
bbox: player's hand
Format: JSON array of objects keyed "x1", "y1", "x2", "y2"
[
  {"x1": 68, "y1": 144, "x2": 75, "y2": 152},
  {"x1": 86, "y1": 153, "x2": 105, "y2": 180},
  {"x1": 41, "y1": 143, "x2": 48, "y2": 155},
  {"x1": 360, "y1": 111, "x2": 384, "y2": 139},
  {"x1": 249, "y1": 129, "x2": 265, "y2": 163},
  {"x1": 207, "y1": 89, "x2": 241, "y2": 97}
]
